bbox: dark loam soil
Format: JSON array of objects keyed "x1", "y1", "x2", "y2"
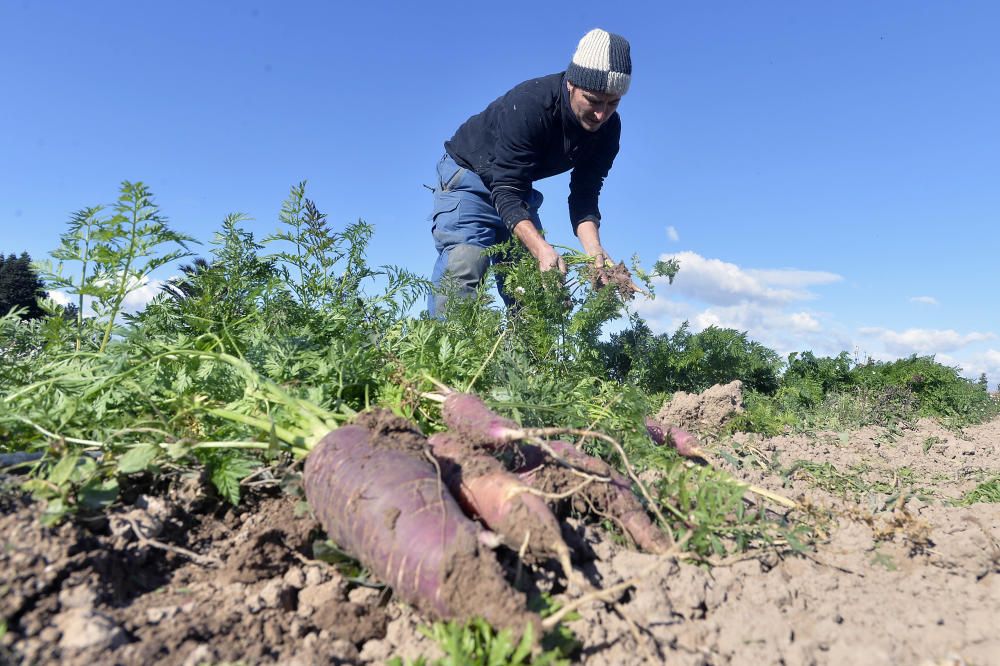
[{"x1": 2, "y1": 390, "x2": 999, "y2": 665}]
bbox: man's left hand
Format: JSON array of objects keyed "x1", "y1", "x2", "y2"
[
  {"x1": 588, "y1": 248, "x2": 612, "y2": 270},
  {"x1": 587, "y1": 247, "x2": 617, "y2": 287}
]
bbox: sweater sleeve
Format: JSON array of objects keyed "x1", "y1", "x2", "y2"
[
  {"x1": 487, "y1": 91, "x2": 549, "y2": 232},
  {"x1": 568, "y1": 117, "x2": 620, "y2": 232}
]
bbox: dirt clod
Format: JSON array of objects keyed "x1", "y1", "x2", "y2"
[
  {"x1": 656, "y1": 380, "x2": 745, "y2": 436},
  {"x1": 3, "y1": 404, "x2": 999, "y2": 664}
]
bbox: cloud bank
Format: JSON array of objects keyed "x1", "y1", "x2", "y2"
[{"x1": 635, "y1": 251, "x2": 998, "y2": 383}]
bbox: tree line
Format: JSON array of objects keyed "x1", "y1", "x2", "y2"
[{"x1": 0, "y1": 252, "x2": 47, "y2": 320}]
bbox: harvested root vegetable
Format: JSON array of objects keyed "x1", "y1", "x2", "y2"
[
  {"x1": 516, "y1": 440, "x2": 673, "y2": 555},
  {"x1": 644, "y1": 416, "x2": 798, "y2": 509},
  {"x1": 440, "y1": 392, "x2": 521, "y2": 448},
  {"x1": 434, "y1": 390, "x2": 671, "y2": 553},
  {"x1": 303, "y1": 412, "x2": 540, "y2": 636},
  {"x1": 428, "y1": 432, "x2": 573, "y2": 573},
  {"x1": 645, "y1": 418, "x2": 704, "y2": 457}
]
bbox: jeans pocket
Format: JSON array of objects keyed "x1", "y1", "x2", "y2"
[
  {"x1": 428, "y1": 194, "x2": 460, "y2": 232},
  {"x1": 443, "y1": 167, "x2": 466, "y2": 192},
  {"x1": 437, "y1": 154, "x2": 466, "y2": 192}
]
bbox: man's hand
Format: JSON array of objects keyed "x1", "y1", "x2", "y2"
[
  {"x1": 574, "y1": 220, "x2": 637, "y2": 290},
  {"x1": 583, "y1": 242, "x2": 616, "y2": 288},
  {"x1": 576, "y1": 220, "x2": 610, "y2": 266},
  {"x1": 536, "y1": 243, "x2": 567, "y2": 275},
  {"x1": 513, "y1": 219, "x2": 566, "y2": 275},
  {"x1": 587, "y1": 247, "x2": 612, "y2": 269}
]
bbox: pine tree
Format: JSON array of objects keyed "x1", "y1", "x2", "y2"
[{"x1": 0, "y1": 252, "x2": 47, "y2": 320}]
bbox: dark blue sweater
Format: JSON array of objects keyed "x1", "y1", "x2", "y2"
[{"x1": 444, "y1": 72, "x2": 621, "y2": 233}]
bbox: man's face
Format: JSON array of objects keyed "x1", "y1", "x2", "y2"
[{"x1": 567, "y1": 82, "x2": 622, "y2": 132}]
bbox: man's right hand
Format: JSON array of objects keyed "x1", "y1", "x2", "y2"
[
  {"x1": 536, "y1": 243, "x2": 567, "y2": 275},
  {"x1": 513, "y1": 219, "x2": 566, "y2": 276}
]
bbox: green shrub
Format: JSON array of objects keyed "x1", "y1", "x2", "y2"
[{"x1": 601, "y1": 321, "x2": 782, "y2": 395}]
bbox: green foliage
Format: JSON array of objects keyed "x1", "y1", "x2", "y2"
[
  {"x1": 208, "y1": 454, "x2": 260, "y2": 505},
  {"x1": 20, "y1": 454, "x2": 119, "y2": 526},
  {"x1": 387, "y1": 303, "x2": 505, "y2": 399},
  {"x1": 651, "y1": 459, "x2": 810, "y2": 556},
  {"x1": 725, "y1": 390, "x2": 797, "y2": 436},
  {"x1": 782, "y1": 460, "x2": 931, "y2": 508},
  {"x1": 723, "y1": 351, "x2": 999, "y2": 435},
  {"x1": 389, "y1": 618, "x2": 573, "y2": 666},
  {"x1": 5, "y1": 178, "x2": 997, "y2": 656},
  {"x1": 854, "y1": 355, "x2": 999, "y2": 426},
  {"x1": 0, "y1": 252, "x2": 47, "y2": 320},
  {"x1": 601, "y1": 320, "x2": 782, "y2": 395},
  {"x1": 781, "y1": 351, "x2": 854, "y2": 409},
  {"x1": 2, "y1": 181, "x2": 429, "y2": 525},
  {"x1": 650, "y1": 258, "x2": 680, "y2": 282},
  {"x1": 40, "y1": 182, "x2": 194, "y2": 351},
  {"x1": 265, "y1": 182, "x2": 427, "y2": 327},
  {"x1": 136, "y1": 213, "x2": 290, "y2": 353},
  {"x1": 0, "y1": 309, "x2": 47, "y2": 392},
  {"x1": 486, "y1": 242, "x2": 648, "y2": 380},
  {"x1": 957, "y1": 477, "x2": 1000, "y2": 505}
]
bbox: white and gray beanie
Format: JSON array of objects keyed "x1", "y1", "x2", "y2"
[{"x1": 566, "y1": 28, "x2": 631, "y2": 96}]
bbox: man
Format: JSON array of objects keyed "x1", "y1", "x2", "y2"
[{"x1": 428, "y1": 28, "x2": 631, "y2": 316}]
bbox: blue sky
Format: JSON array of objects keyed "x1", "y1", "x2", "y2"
[{"x1": 2, "y1": 1, "x2": 998, "y2": 385}]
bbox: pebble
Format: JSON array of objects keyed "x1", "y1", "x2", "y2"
[
  {"x1": 55, "y1": 608, "x2": 126, "y2": 650},
  {"x1": 348, "y1": 585, "x2": 380, "y2": 605},
  {"x1": 259, "y1": 580, "x2": 284, "y2": 608},
  {"x1": 146, "y1": 606, "x2": 178, "y2": 624},
  {"x1": 58, "y1": 585, "x2": 97, "y2": 609},
  {"x1": 304, "y1": 565, "x2": 325, "y2": 587},
  {"x1": 284, "y1": 566, "x2": 305, "y2": 589}
]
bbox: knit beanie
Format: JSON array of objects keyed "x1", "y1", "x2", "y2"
[{"x1": 566, "y1": 28, "x2": 631, "y2": 96}]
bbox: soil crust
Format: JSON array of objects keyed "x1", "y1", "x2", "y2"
[{"x1": 3, "y1": 392, "x2": 999, "y2": 664}]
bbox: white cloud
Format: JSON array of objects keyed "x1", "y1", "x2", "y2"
[
  {"x1": 635, "y1": 293, "x2": 841, "y2": 360},
  {"x1": 788, "y1": 312, "x2": 822, "y2": 332},
  {"x1": 858, "y1": 327, "x2": 996, "y2": 356},
  {"x1": 666, "y1": 226, "x2": 679, "y2": 242},
  {"x1": 121, "y1": 277, "x2": 167, "y2": 313},
  {"x1": 986, "y1": 349, "x2": 1000, "y2": 368},
  {"x1": 651, "y1": 251, "x2": 842, "y2": 306},
  {"x1": 744, "y1": 268, "x2": 843, "y2": 289},
  {"x1": 45, "y1": 275, "x2": 167, "y2": 317},
  {"x1": 933, "y1": 350, "x2": 1000, "y2": 385},
  {"x1": 634, "y1": 250, "x2": 999, "y2": 386},
  {"x1": 48, "y1": 290, "x2": 72, "y2": 307},
  {"x1": 974, "y1": 350, "x2": 1000, "y2": 388}
]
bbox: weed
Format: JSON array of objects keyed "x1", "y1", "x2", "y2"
[
  {"x1": 870, "y1": 548, "x2": 897, "y2": 571},
  {"x1": 389, "y1": 617, "x2": 574, "y2": 666},
  {"x1": 653, "y1": 460, "x2": 813, "y2": 557},
  {"x1": 783, "y1": 460, "x2": 931, "y2": 510},
  {"x1": 922, "y1": 436, "x2": 944, "y2": 454},
  {"x1": 957, "y1": 478, "x2": 1000, "y2": 505}
]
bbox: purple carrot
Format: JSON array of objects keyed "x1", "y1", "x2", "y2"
[
  {"x1": 428, "y1": 432, "x2": 573, "y2": 570},
  {"x1": 303, "y1": 424, "x2": 539, "y2": 635},
  {"x1": 645, "y1": 417, "x2": 704, "y2": 458},
  {"x1": 441, "y1": 393, "x2": 522, "y2": 448},
  {"x1": 515, "y1": 440, "x2": 673, "y2": 555}
]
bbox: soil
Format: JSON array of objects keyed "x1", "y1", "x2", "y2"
[
  {"x1": 2, "y1": 391, "x2": 998, "y2": 665},
  {"x1": 586, "y1": 260, "x2": 641, "y2": 301}
]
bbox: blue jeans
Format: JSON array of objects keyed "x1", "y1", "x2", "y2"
[{"x1": 428, "y1": 154, "x2": 543, "y2": 316}]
